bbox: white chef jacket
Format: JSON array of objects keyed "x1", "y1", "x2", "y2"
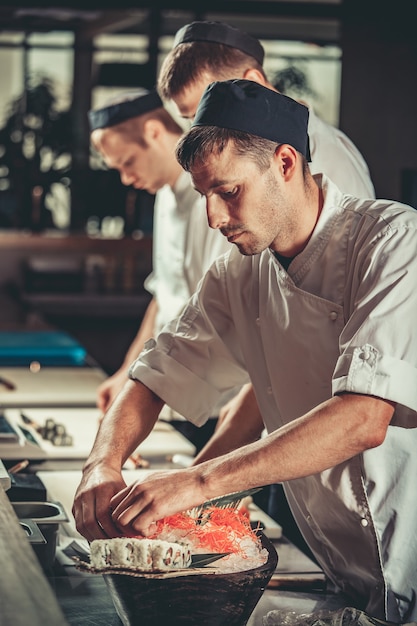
[
  {"x1": 144, "y1": 169, "x2": 232, "y2": 334},
  {"x1": 308, "y1": 108, "x2": 375, "y2": 199},
  {"x1": 131, "y1": 175, "x2": 417, "y2": 622}
]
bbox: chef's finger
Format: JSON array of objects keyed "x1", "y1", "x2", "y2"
[
  {"x1": 111, "y1": 489, "x2": 152, "y2": 526},
  {"x1": 73, "y1": 498, "x2": 107, "y2": 542},
  {"x1": 131, "y1": 517, "x2": 158, "y2": 537},
  {"x1": 113, "y1": 503, "x2": 158, "y2": 537},
  {"x1": 95, "y1": 502, "x2": 122, "y2": 539},
  {"x1": 110, "y1": 483, "x2": 132, "y2": 509}
]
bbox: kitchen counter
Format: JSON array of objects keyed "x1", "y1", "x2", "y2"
[
  {"x1": 46, "y1": 545, "x2": 341, "y2": 626},
  {"x1": 35, "y1": 468, "x2": 338, "y2": 626},
  {"x1": 1, "y1": 464, "x2": 352, "y2": 626}
]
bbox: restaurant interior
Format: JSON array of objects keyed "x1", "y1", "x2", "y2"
[{"x1": 0, "y1": 1, "x2": 416, "y2": 624}]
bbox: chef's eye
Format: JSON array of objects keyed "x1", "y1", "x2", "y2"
[{"x1": 221, "y1": 187, "x2": 238, "y2": 198}]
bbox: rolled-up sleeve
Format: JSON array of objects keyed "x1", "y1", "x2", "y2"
[{"x1": 332, "y1": 207, "x2": 417, "y2": 425}]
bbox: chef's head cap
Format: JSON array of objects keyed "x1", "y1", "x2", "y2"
[
  {"x1": 192, "y1": 79, "x2": 311, "y2": 161},
  {"x1": 173, "y1": 21, "x2": 265, "y2": 66},
  {"x1": 88, "y1": 89, "x2": 163, "y2": 131}
]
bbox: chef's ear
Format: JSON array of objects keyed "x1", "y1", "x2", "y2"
[
  {"x1": 143, "y1": 118, "x2": 163, "y2": 143},
  {"x1": 242, "y1": 67, "x2": 268, "y2": 87},
  {"x1": 273, "y1": 144, "x2": 298, "y2": 180}
]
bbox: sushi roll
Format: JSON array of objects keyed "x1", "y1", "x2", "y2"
[{"x1": 89, "y1": 538, "x2": 191, "y2": 571}]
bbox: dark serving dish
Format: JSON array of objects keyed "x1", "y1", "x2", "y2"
[{"x1": 103, "y1": 532, "x2": 278, "y2": 626}]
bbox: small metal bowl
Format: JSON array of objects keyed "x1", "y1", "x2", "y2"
[
  {"x1": 19, "y1": 518, "x2": 46, "y2": 544},
  {"x1": 12, "y1": 501, "x2": 68, "y2": 569}
]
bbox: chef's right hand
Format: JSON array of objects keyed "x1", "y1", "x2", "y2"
[
  {"x1": 96, "y1": 368, "x2": 128, "y2": 414},
  {"x1": 72, "y1": 464, "x2": 127, "y2": 542}
]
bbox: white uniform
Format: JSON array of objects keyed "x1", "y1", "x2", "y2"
[
  {"x1": 144, "y1": 169, "x2": 232, "y2": 333},
  {"x1": 131, "y1": 175, "x2": 417, "y2": 622},
  {"x1": 308, "y1": 108, "x2": 375, "y2": 199}
]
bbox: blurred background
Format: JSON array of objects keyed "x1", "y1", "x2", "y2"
[{"x1": 0, "y1": 0, "x2": 415, "y2": 374}]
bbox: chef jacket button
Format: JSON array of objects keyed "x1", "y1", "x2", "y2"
[
  {"x1": 329, "y1": 311, "x2": 338, "y2": 321},
  {"x1": 359, "y1": 348, "x2": 371, "y2": 361},
  {"x1": 256, "y1": 317, "x2": 260, "y2": 325},
  {"x1": 267, "y1": 386, "x2": 273, "y2": 395},
  {"x1": 360, "y1": 518, "x2": 369, "y2": 527}
]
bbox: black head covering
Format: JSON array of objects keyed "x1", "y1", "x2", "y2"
[
  {"x1": 173, "y1": 21, "x2": 265, "y2": 66},
  {"x1": 88, "y1": 89, "x2": 163, "y2": 131},
  {"x1": 192, "y1": 79, "x2": 311, "y2": 161}
]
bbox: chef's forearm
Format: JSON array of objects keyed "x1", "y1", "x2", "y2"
[
  {"x1": 84, "y1": 379, "x2": 164, "y2": 472},
  {"x1": 196, "y1": 393, "x2": 395, "y2": 498},
  {"x1": 194, "y1": 408, "x2": 263, "y2": 464}
]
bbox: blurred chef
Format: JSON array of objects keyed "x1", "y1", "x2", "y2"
[{"x1": 88, "y1": 89, "x2": 231, "y2": 415}]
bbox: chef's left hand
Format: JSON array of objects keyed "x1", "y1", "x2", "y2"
[{"x1": 109, "y1": 468, "x2": 208, "y2": 536}]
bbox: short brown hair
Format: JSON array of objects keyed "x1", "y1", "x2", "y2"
[
  {"x1": 158, "y1": 42, "x2": 266, "y2": 101},
  {"x1": 176, "y1": 126, "x2": 276, "y2": 174}
]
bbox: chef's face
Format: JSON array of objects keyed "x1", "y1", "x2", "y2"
[
  {"x1": 172, "y1": 71, "x2": 220, "y2": 121},
  {"x1": 93, "y1": 129, "x2": 168, "y2": 195},
  {"x1": 191, "y1": 142, "x2": 297, "y2": 256}
]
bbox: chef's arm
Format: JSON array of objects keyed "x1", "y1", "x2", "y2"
[
  {"x1": 96, "y1": 298, "x2": 158, "y2": 413},
  {"x1": 193, "y1": 383, "x2": 264, "y2": 464},
  {"x1": 110, "y1": 392, "x2": 395, "y2": 535},
  {"x1": 73, "y1": 379, "x2": 164, "y2": 541}
]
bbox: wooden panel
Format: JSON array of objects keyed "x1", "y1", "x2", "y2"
[{"x1": 0, "y1": 486, "x2": 69, "y2": 626}]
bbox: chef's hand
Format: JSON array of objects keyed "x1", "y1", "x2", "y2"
[
  {"x1": 110, "y1": 469, "x2": 208, "y2": 536},
  {"x1": 72, "y1": 465, "x2": 127, "y2": 541},
  {"x1": 96, "y1": 368, "x2": 128, "y2": 414}
]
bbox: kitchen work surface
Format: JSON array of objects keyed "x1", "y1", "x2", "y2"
[
  {"x1": 32, "y1": 470, "x2": 335, "y2": 626},
  {"x1": 0, "y1": 407, "x2": 196, "y2": 462},
  {"x1": 0, "y1": 366, "x2": 107, "y2": 406}
]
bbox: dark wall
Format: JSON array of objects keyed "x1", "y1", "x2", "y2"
[{"x1": 339, "y1": 0, "x2": 417, "y2": 202}]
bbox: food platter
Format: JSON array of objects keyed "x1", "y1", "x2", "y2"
[{"x1": 102, "y1": 532, "x2": 278, "y2": 626}]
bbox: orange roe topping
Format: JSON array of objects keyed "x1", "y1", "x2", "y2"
[{"x1": 144, "y1": 506, "x2": 261, "y2": 556}]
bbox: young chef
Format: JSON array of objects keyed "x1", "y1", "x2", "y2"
[
  {"x1": 157, "y1": 18, "x2": 377, "y2": 550},
  {"x1": 88, "y1": 89, "x2": 231, "y2": 420},
  {"x1": 73, "y1": 80, "x2": 417, "y2": 623}
]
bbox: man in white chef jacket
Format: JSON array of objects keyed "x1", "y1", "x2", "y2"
[
  {"x1": 74, "y1": 80, "x2": 417, "y2": 623},
  {"x1": 157, "y1": 20, "x2": 377, "y2": 549},
  {"x1": 88, "y1": 89, "x2": 232, "y2": 432}
]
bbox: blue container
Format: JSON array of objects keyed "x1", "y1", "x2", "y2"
[{"x1": 0, "y1": 331, "x2": 87, "y2": 366}]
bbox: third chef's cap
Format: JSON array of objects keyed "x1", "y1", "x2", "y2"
[
  {"x1": 88, "y1": 88, "x2": 163, "y2": 131},
  {"x1": 192, "y1": 79, "x2": 311, "y2": 161},
  {"x1": 173, "y1": 21, "x2": 265, "y2": 66}
]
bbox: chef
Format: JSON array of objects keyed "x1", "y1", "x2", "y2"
[
  {"x1": 156, "y1": 21, "x2": 377, "y2": 550},
  {"x1": 73, "y1": 80, "x2": 417, "y2": 623},
  {"x1": 88, "y1": 88, "x2": 232, "y2": 426}
]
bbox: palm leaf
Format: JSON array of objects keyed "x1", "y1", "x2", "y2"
[{"x1": 191, "y1": 487, "x2": 262, "y2": 515}]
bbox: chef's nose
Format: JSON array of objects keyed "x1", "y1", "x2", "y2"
[
  {"x1": 206, "y1": 197, "x2": 228, "y2": 230},
  {"x1": 120, "y1": 170, "x2": 135, "y2": 186}
]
